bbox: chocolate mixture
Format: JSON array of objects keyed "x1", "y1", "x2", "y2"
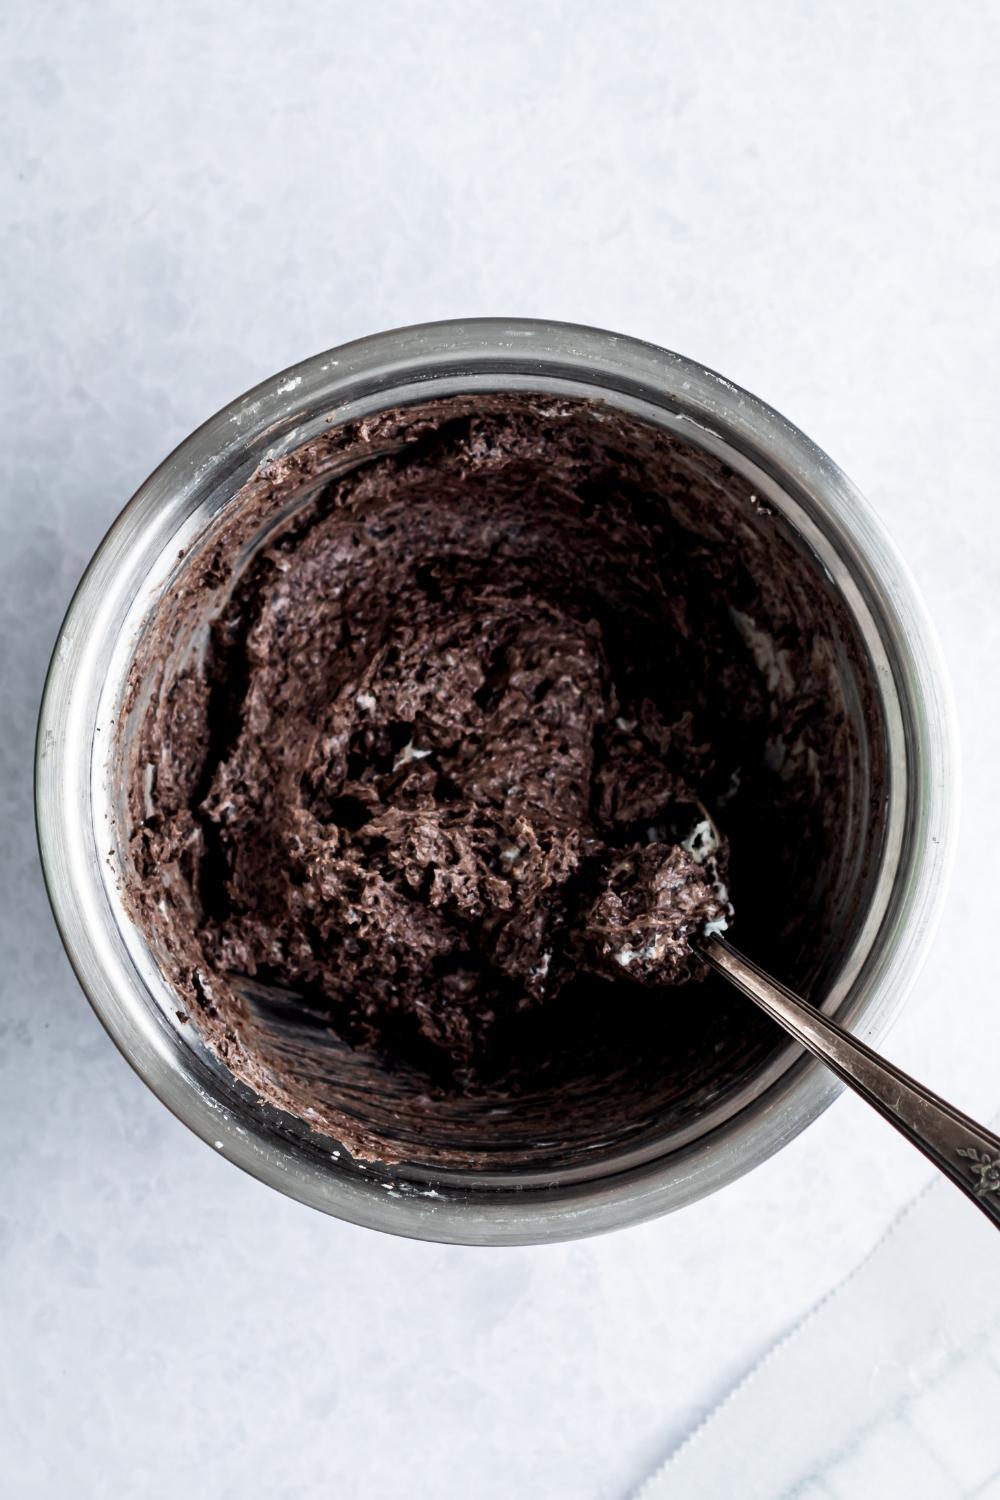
[{"x1": 122, "y1": 394, "x2": 879, "y2": 1165}]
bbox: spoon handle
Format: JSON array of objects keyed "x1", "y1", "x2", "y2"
[{"x1": 699, "y1": 935, "x2": 1000, "y2": 1230}]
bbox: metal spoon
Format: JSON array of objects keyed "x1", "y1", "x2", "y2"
[{"x1": 696, "y1": 935, "x2": 1000, "y2": 1230}]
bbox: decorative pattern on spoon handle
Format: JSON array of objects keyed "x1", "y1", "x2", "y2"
[{"x1": 956, "y1": 1146, "x2": 1000, "y2": 1200}]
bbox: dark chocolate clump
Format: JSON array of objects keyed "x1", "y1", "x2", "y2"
[{"x1": 121, "y1": 393, "x2": 876, "y2": 1165}]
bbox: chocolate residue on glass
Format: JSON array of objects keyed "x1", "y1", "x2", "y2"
[{"x1": 119, "y1": 393, "x2": 884, "y2": 1166}]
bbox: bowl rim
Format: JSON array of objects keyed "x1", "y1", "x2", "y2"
[{"x1": 35, "y1": 317, "x2": 959, "y2": 1244}]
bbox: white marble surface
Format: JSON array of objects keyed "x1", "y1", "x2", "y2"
[{"x1": 2, "y1": 3, "x2": 999, "y2": 1496}]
